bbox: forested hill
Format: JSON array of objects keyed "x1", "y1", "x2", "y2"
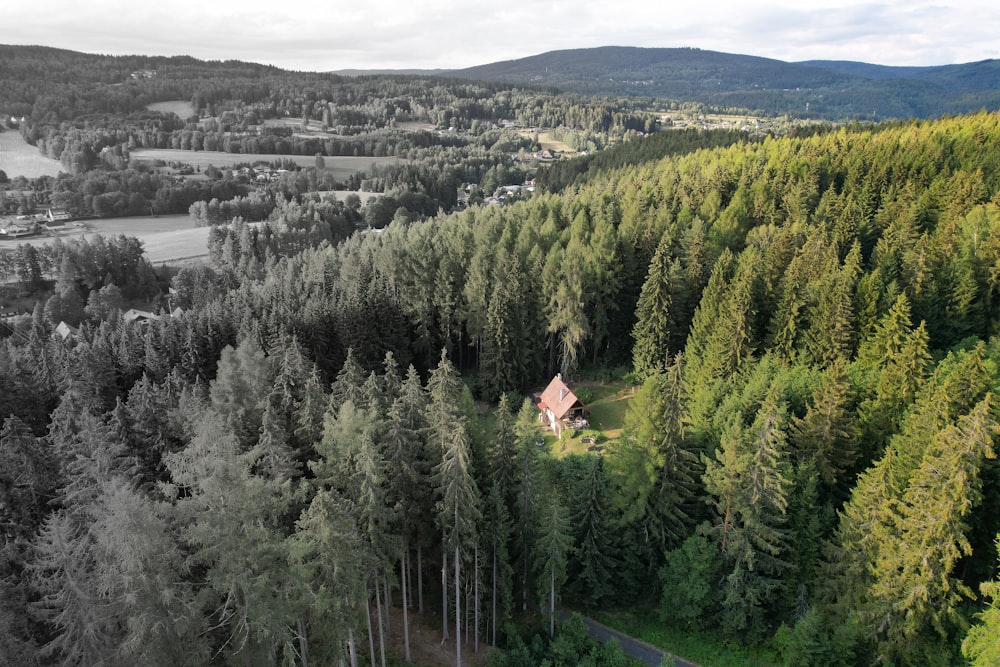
[
  {"x1": 444, "y1": 46, "x2": 1000, "y2": 119},
  {"x1": 5, "y1": 109, "x2": 1000, "y2": 665}
]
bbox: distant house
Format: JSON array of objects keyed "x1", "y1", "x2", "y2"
[
  {"x1": 123, "y1": 308, "x2": 161, "y2": 324},
  {"x1": 0, "y1": 220, "x2": 38, "y2": 238},
  {"x1": 537, "y1": 374, "x2": 588, "y2": 438},
  {"x1": 46, "y1": 208, "x2": 72, "y2": 224}
]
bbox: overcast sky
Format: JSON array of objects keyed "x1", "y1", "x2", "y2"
[{"x1": 6, "y1": 0, "x2": 999, "y2": 71}]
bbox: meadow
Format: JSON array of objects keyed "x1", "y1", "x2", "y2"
[
  {"x1": 129, "y1": 149, "x2": 401, "y2": 181},
  {"x1": 0, "y1": 129, "x2": 64, "y2": 178},
  {"x1": 0, "y1": 214, "x2": 214, "y2": 264},
  {"x1": 146, "y1": 100, "x2": 197, "y2": 118}
]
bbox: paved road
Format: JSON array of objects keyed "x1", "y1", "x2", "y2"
[{"x1": 556, "y1": 610, "x2": 699, "y2": 667}]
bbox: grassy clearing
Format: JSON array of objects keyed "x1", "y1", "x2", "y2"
[
  {"x1": 395, "y1": 121, "x2": 437, "y2": 132},
  {"x1": 536, "y1": 131, "x2": 575, "y2": 153},
  {"x1": 0, "y1": 214, "x2": 214, "y2": 264},
  {"x1": 0, "y1": 129, "x2": 64, "y2": 178},
  {"x1": 549, "y1": 380, "x2": 633, "y2": 457},
  {"x1": 130, "y1": 149, "x2": 401, "y2": 181},
  {"x1": 591, "y1": 609, "x2": 779, "y2": 667},
  {"x1": 146, "y1": 100, "x2": 196, "y2": 118}
]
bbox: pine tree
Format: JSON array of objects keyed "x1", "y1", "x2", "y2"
[
  {"x1": 569, "y1": 457, "x2": 619, "y2": 606},
  {"x1": 632, "y1": 233, "x2": 678, "y2": 381},
  {"x1": 703, "y1": 386, "x2": 792, "y2": 638},
  {"x1": 791, "y1": 359, "x2": 858, "y2": 493},
  {"x1": 868, "y1": 396, "x2": 998, "y2": 665},
  {"x1": 434, "y1": 422, "x2": 481, "y2": 666},
  {"x1": 963, "y1": 534, "x2": 1000, "y2": 666},
  {"x1": 533, "y1": 489, "x2": 573, "y2": 638}
]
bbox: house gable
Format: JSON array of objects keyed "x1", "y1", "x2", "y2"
[{"x1": 539, "y1": 374, "x2": 582, "y2": 421}]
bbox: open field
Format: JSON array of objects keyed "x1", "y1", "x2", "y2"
[
  {"x1": 130, "y1": 149, "x2": 401, "y2": 180},
  {"x1": 0, "y1": 129, "x2": 64, "y2": 178},
  {"x1": 0, "y1": 214, "x2": 215, "y2": 264},
  {"x1": 146, "y1": 100, "x2": 197, "y2": 118},
  {"x1": 395, "y1": 120, "x2": 437, "y2": 132},
  {"x1": 536, "y1": 131, "x2": 576, "y2": 153}
]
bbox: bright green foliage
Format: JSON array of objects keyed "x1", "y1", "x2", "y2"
[
  {"x1": 867, "y1": 396, "x2": 998, "y2": 665},
  {"x1": 632, "y1": 233, "x2": 681, "y2": 380},
  {"x1": 658, "y1": 531, "x2": 723, "y2": 628},
  {"x1": 703, "y1": 386, "x2": 792, "y2": 638},
  {"x1": 791, "y1": 359, "x2": 858, "y2": 492},
  {"x1": 963, "y1": 535, "x2": 1000, "y2": 666},
  {"x1": 613, "y1": 354, "x2": 699, "y2": 549}
]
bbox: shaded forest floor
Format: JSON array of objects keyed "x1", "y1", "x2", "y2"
[{"x1": 383, "y1": 603, "x2": 491, "y2": 667}]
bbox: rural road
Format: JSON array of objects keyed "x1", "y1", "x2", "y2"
[{"x1": 557, "y1": 610, "x2": 700, "y2": 667}]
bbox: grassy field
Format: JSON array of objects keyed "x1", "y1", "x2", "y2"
[
  {"x1": 146, "y1": 100, "x2": 197, "y2": 118},
  {"x1": 0, "y1": 129, "x2": 64, "y2": 178},
  {"x1": 536, "y1": 131, "x2": 576, "y2": 153},
  {"x1": 130, "y1": 149, "x2": 401, "y2": 180},
  {"x1": 395, "y1": 121, "x2": 437, "y2": 132},
  {"x1": 0, "y1": 214, "x2": 215, "y2": 264}
]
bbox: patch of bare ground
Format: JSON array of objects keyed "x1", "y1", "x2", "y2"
[{"x1": 382, "y1": 604, "x2": 491, "y2": 667}]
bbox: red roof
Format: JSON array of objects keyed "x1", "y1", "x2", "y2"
[{"x1": 539, "y1": 375, "x2": 582, "y2": 420}]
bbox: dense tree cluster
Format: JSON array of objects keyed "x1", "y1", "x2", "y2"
[{"x1": 5, "y1": 98, "x2": 1000, "y2": 666}]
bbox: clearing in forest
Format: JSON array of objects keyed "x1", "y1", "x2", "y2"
[
  {"x1": 546, "y1": 380, "x2": 633, "y2": 457},
  {"x1": 0, "y1": 129, "x2": 64, "y2": 179},
  {"x1": 146, "y1": 100, "x2": 197, "y2": 119},
  {"x1": 129, "y1": 149, "x2": 401, "y2": 181}
]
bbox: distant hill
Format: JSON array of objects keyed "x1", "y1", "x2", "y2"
[
  {"x1": 333, "y1": 68, "x2": 447, "y2": 77},
  {"x1": 437, "y1": 46, "x2": 1000, "y2": 120}
]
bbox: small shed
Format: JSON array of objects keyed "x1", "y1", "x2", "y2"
[{"x1": 537, "y1": 373, "x2": 588, "y2": 438}]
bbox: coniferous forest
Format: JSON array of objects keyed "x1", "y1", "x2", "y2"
[{"x1": 4, "y1": 48, "x2": 1000, "y2": 666}]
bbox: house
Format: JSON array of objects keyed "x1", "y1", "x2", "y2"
[
  {"x1": 123, "y1": 308, "x2": 161, "y2": 324},
  {"x1": 47, "y1": 208, "x2": 72, "y2": 224},
  {"x1": 537, "y1": 373, "x2": 588, "y2": 438},
  {"x1": 0, "y1": 220, "x2": 38, "y2": 238},
  {"x1": 53, "y1": 321, "x2": 79, "y2": 342}
]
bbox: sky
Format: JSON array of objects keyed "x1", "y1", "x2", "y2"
[{"x1": 5, "y1": 0, "x2": 999, "y2": 71}]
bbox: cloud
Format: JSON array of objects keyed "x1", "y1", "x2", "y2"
[{"x1": 5, "y1": 0, "x2": 999, "y2": 70}]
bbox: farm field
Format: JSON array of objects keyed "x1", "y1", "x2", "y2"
[
  {"x1": 395, "y1": 120, "x2": 437, "y2": 132},
  {"x1": 535, "y1": 131, "x2": 576, "y2": 153},
  {"x1": 130, "y1": 149, "x2": 402, "y2": 180},
  {"x1": 0, "y1": 214, "x2": 217, "y2": 264},
  {"x1": 146, "y1": 100, "x2": 197, "y2": 118},
  {"x1": 0, "y1": 129, "x2": 64, "y2": 178}
]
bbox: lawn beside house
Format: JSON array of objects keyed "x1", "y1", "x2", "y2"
[{"x1": 546, "y1": 380, "x2": 634, "y2": 457}]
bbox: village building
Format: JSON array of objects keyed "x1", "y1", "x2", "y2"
[
  {"x1": 53, "y1": 321, "x2": 79, "y2": 342},
  {"x1": 537, "y1": 373, "x2": 589, "y2": 438},
  {"x1": 46, "y1": 208, "x2": 72, "y2": 224},
  {"x1": 123, "y1": 308, "x2": 161, "y2": 324}
]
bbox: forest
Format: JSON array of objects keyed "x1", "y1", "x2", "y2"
[{"x1": 3, "y1": 46, "x2": 1000, "y2": 665}]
